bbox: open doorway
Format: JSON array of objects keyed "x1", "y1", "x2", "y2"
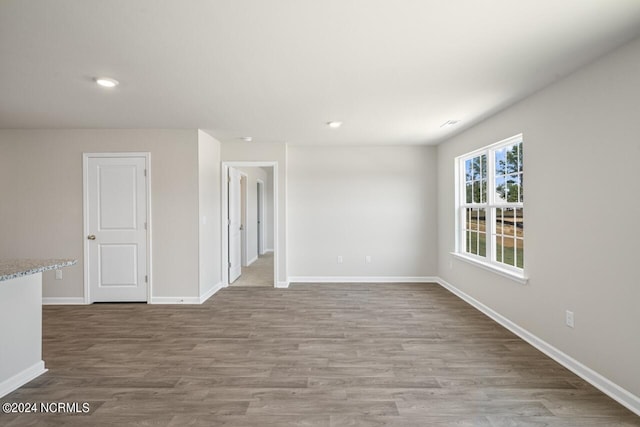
[{"x1": 222, "y1": 162, "x2": 277, "y2": 287}]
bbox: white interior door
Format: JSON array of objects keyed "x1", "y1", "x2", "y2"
[
  {"x1": 240, "y1": 174, "x2": 247, "y2": 267},
  {"x1": 228, "y1": 167, "x2": 242, "y2": 283},
  {"x1": 86, "y1": 155, "x2": 148, "y2": 302},
  {"x1": 257, "y1": 180, "x2": 264, "y2": 255}
]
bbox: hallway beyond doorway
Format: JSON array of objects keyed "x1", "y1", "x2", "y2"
[{"x1": 230, "y1": 252, "x2": 274, "y2": 287}]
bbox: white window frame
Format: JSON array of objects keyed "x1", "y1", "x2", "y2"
[{"x1": 452, "y1": 134, "x2": 528, "y2": 284}]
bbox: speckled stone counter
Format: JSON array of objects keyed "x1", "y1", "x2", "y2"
[
  {"x1": 0, "y1": 259, "x2": 77, "y2": 282},
  {"x1": 0, "y1": 258, "x2": 76, "y2": 397}
]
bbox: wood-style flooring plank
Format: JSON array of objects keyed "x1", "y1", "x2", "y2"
[{"x1": 0, "y1": 283, "x2": 637, "y2": 426}]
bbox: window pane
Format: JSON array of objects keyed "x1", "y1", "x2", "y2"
[
  {"x1": 473, "y1": 209, "x2": 479, "y2": 231},
  {"x1": 472, "y1": 157, "x2": 481, "y2": 180},
  {"x1": 495, "y1": 148, "x2": 506, "y2": 175},
  {"x1": 496, "y1": 234, "x2": 503, "y2": 262},
  {"x1": 516, "y1": 238, "x2": 524, "y2": 268},
  {"x1": 481, "y1": 179, "x2": 487, "y2": 203},
  {"x1": 466, "y1": 183, "x2": 472, "y2": 203},
  {"x1": 502, "y1": 237, "x2": 516, "y2": 266},
  {"x1": 519, "y1": 173, "x2": 524, "y2": 202},
  {"x1": 473, "y1": 180, "x2": 481, "y2": 203},
  {"x1": 517, "y1": 142, "x2": 523, "y2": 173},
  {"x1": 469, "y1": 231, "x2": 477, "y2": 255},
  {"x1": 503, "y1": 208, "x2": 515, "y2": 236},
  {"x1": 506, "y1": 144, "x2": 519, "y2": 174},
  {"x1": 495, "y1": 175, "x2": 506, "y2": 202},
  {"x1": 478, "y1": 232, "x2": 486, "y2": 256},
  {"x1": 515, "y1": 208, "x2": 524, "y2": 250},
  {"x1": 477, "y1": 209, "x2": 486, "y2": 257},
  {"x1": 481, "y1": 154, "x2": 487, "y2": 179},
  {"x1": 506, "y1": 174, "x2": 520, "y2": 203},
  {"x1": 465, "y1": 159, "x2": 473, "y2": 182}
]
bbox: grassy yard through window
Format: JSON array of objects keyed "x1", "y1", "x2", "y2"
[{"x1": 467, "y1": 216, "x2": 524, "y2": 268}]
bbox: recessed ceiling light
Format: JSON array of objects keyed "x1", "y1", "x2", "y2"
[
  {"x1": 241, "y1": 136, "x2": 253, "y2": 142},
  {"x1": 94, "y1": 77, "x2": 119, "y2": 88},
  {"x1": 327, "y1": 121, "x2": 342, "y2": 128},
  {"x1": 440, "y1": 119, "x2": 460, "y2": 128}
]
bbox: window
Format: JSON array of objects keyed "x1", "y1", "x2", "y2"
[{"x1": 456, "y1": 134, "x2": 524, "y2": 278}]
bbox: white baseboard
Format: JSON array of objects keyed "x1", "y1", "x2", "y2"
[
  {"x1": 275, "y1": 281, "x2": 290, "y2": 288},
  {"x1": 149, "y1": 296, "x2": 201, "y2": 304},
  {"x1": 246, "y1": 255, "x2": 258, "y2": 266},
  {"x1": 288, "y1": 276, "x2": 439, "y2": 284},
  {"x1": 0, "y1": 361, "x2": 47, "y2": 398},
  {"x1": 199, "y1": 282, "x2": 223, "y2": 304},
  {"x1": 42, "y1": 297, "x2": 87, "y2": 305},
  {"x1": 150, "y1": 282, "x2": 224, "y2": 305},
  {"x1": 435, "y1": 277, "x2": 640, "y2": 417}
]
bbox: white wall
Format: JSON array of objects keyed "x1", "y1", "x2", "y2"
[
  {"x1": 288, "y1": 145, "x2": 438, "y2": 279},
  {"x1": 198, "y1": 130, "x2": 222, "y2": 297},
  {"x1": 437, "y1": 37, "x2": 640, "y2": 398},
  {"x1": 221, "y1": 143, "x2": 287, "y2": 284},
  {"x1": 0, "y1": 129, "x2": 201, "y2": 300}
]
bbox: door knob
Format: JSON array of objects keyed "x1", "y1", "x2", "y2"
[{"x1": 87, "y1": 235, "x2": 96, "y2": 240}]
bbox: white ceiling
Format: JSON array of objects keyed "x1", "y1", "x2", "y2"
[{"x1": 1, "y1": 1, "x2": 640, "y2": 145}]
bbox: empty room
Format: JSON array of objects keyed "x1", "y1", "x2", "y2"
[{"x1": 1, "y1": 1, "x2": 639, "y2": 426}]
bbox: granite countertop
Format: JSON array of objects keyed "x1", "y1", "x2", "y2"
[{"x1": 0, "y1": 259, "x2": 77, "y2": 282}]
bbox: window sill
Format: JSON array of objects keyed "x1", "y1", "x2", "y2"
[{"x1": 450, "y1": 252, "x2": 529, "y2": 285}]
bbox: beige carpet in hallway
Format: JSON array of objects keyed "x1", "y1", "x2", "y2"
[{"x1": 230, "y1": 252, "x2": 274, "y2": 287}]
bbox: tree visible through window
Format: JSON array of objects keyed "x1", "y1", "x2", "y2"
[{"x1": 458, "y1": 135, "x2": 524, "y2": 271}]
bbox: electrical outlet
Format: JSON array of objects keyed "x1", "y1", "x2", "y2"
[
  {"x1": 337, "y1": 256, "x2": 343, "y2": 264},
  {"x1": 55, "y1": 269, "x2": 63, "y2": 280},
  {"x1": 565, "y1": 310, "x2": 574, "y2": 328},
  {"x1": 365, "y1": 256, "x2": 372, "y2": 264}
]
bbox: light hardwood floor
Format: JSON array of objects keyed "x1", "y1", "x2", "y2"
[{"x1": 1, "y1": 283, "x2": 638, "y2": 426}]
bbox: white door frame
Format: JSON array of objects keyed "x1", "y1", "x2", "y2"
[
  {"x1": 82, "y1": 152, "x2": 152, "y2": 304},
  {"x1": 256, "y1": 178, "x2": 265, "y2": 256},
  {"x1": 222, "y1": 162, "x2": 278, "y2": 287}
]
